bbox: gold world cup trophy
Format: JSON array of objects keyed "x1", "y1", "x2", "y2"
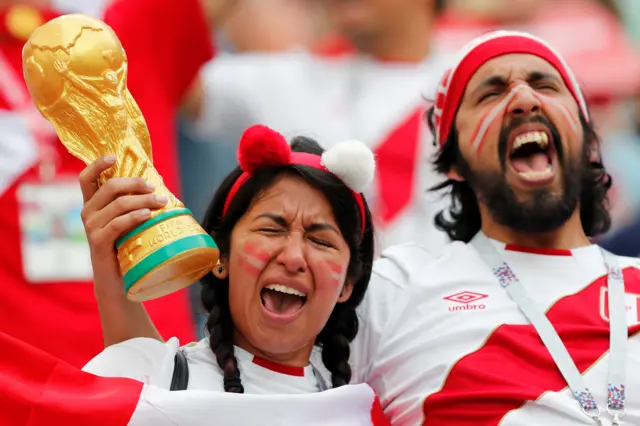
[{"x1": 22, "y1": 14, "x2": 220, "y2": 301}]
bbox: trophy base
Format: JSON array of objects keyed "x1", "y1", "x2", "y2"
[{"x1": 116, "y1": 208, "x2": 219, "y2": 302}]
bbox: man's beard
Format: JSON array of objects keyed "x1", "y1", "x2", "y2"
[{"x1": 458, "y1": 117, "x2": 590, "y2": 234}]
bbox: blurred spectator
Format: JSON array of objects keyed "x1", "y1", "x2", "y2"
[
  {"x1": 0, "y1": 0, "x2": 217, "y2": 366},
  {"x1": 182, "y1": 0, "x2": 454, "y2": 255},
  {"x1": 434, "y1": 0, "x2": 640, "y2": 99}
]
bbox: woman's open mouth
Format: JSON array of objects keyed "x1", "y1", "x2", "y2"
[{"x1": 260, "y1": 284, "x2": 307, "y2": 320}]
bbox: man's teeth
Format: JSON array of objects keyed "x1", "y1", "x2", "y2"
[
  {"x1": 512, "y1": 131, "x2": 549, "y2": 151},
  {"x1": 518, "y1": 164, "x2": 553, "y2": 179},
  {"x1": 264, "y1": 284, "x2": 306, "y2": 297}
]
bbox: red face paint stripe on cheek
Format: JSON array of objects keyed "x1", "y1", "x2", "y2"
[
  {"x1": 534, "y1": 92, "x2": 579, "y2": 133},
  {"x1": 324, "y1": 261, "x2": 345, "y2": 284},
  {"x1": 238, "y1": 256, "x2": 263, "y2": 277},
  {"x1": 244, "y1": 242, "x2": 271, "y2": 263},
  {"x1": 239, "y1": 242, "x2": 270, "y2": 277},
  {"x1": 472, "y1": 87, "x2": 522, "y2": 154}
]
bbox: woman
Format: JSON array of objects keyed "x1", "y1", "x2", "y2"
[{"x1": 81, "y1": 124, "x2": 380, "y2": 399}]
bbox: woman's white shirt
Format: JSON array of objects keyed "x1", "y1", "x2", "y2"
[{"x1": 83, "y1": 337, "x2": 326, "y2": 394}]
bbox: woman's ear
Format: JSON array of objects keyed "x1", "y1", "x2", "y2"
[{"x1": 337, "y1": 279, "x2": 354, "y2": 303}]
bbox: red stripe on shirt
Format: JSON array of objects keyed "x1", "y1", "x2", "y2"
[
  {"x1": 373, "y1": 107, "x2": 423, "y2": 226},
  {"x1": 504, "y1": 244, "x2": 573, "y2": 256},
  {"x1": 422, "y1": 267, "x2": 640, "y2": 425}
]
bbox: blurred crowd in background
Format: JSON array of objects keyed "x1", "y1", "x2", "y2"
[
  {"x1": 176, "y1": 0, "x2": 640, "y2": 335},
  {"x1": 2, "y1": 0, "x2": 640, "y2": 355}
]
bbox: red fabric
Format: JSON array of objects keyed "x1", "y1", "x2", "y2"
[
  {"x1": 373, "y1": 107, "x2": 424, "y2": 226},
  {"x1": 0, "y1": 0, "x2": 214, "y2": 367},
  {"x1": 422, "y1": 267, "x2": 640, "y2": 425},
  {"x1": 433, "y1": 32, "x2": 587, "y2": 147},
  {"x1": 251, "y1": 355, "x2": 305, "y2": 377},
  {"x1": 370, "y1": 394, "x2": 392, "y2": 426},
  {"x1": 0, "y1": 331, "x2": 142, "y2": 426},
  {"x1": 504, "y1": 244, "x2": 572, "y2": 256}
]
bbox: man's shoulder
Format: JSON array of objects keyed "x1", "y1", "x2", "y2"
[
  {"x1": 373, "y1": 240, "x2": 479, "y2": 288},
  {"x1": 616, "y1": 254, "x2": 640, "y2": 271}
]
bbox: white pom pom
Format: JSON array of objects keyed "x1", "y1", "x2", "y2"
[{"x1": 321, "y1": 140, "x2": 376, "y2": 193}]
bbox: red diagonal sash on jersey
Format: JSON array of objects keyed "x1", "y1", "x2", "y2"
[
  {"x1": 0, "y1": 331, "x2": 391, "y2": 426},
  {"x1": 373, "y1": 107, "x2": 423, "y2": 227},
  {"x1": 422, "y1": 267, "x2": 640, "y2": 425}
]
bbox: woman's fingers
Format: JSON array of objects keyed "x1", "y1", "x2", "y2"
[
  {"x1": 79, "y1": 155, "x2": 117, "y2": 203},
  {"x1": 88, "y1": 209, "x2": 152, "y2": 253},
  {"x1": 85, "y1": 193, "x2": 168, "y2": 231}
]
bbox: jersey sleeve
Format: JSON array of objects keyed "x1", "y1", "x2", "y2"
[
  {"x1": 82, "y1": 337, "x2": 180, "y2": 389},
  {"x1": 350, "y1": 254, "x2": 411, "y2": 384},
  {"x1": 188, "y1": 51, "x2": 310, "y2": 143},
  {"x1": 350, "y1": 244, "x2": 439, "y2": 384}
]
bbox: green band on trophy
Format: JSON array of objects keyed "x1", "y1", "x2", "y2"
[
  {"x1": 116, "y1": 208, "x2": 193, "y2": 249},
  {"x1": 123, "y1": 234, "x2": 217, "y2": 293}
]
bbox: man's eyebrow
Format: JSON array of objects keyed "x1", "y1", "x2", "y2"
[
  {"x1": 471, "y1": 75, "x2": 509, "y2": 98},
  {"x1": 527, "y1": 71, "x2": 563, "y2": 85}
]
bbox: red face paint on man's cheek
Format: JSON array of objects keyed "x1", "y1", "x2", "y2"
[
  {"x1": 471, "y1": 86, "x2": 522, "y2": 154},
  {"x1": 535, "y1": 93, "x2": 580, "y2": 134},
  {"x1": 238, "y1": 242, "x2": 271, "y2": 277}
]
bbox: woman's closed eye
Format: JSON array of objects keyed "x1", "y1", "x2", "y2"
[
  {"x1": 258, "y1": 227, "x2": 285, "y2": 235},
  {"x1": 309, "y1": 236, "x2": 334, "y2": 248}
]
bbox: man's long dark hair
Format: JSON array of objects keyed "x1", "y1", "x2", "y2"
[{"x1": 424, "y1": 104, "x2": 613, "y2": 243}]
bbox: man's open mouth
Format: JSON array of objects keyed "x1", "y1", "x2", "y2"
[{"x1": 508, "y1": 130, "x2": 555, "y2": 182}]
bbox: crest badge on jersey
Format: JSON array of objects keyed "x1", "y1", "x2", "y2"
[{"x1": 599, "y1": 286, "x2": 640, "y2": 326}]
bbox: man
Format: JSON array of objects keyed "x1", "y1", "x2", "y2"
[
  {"x1": 0, "y1": 0, "x2": 218, "y2": 366},
  {"x1": 184, "y1": 0, "x2": 453, "y2": 252},
  {"x1": 354, "y1": 30, "x2": 640, "y2": 425}
]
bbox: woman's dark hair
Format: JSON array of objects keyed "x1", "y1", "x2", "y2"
[
  {"x1": 424, "y1": 104, "x2": 613, "y2": 243},
  {"x1": 200, "y1": 136, "x2": 375, "y2": 393}
]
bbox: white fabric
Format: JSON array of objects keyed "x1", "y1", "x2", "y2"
[
  {"x1": 128, "y1": 382, "x2": 380, "y2": 426},
  {"x1": 83, "y1": 337, "x2": 322, "y2": 394},
  {"x1": 356, "y1": 236, "x2": 640, "y2": 425},
  {"x1": 191, "y1": 50, "x2": 454, "y2": 253},
  {"x1": 0, "y1": 111, "x2": 37, "y2": 195}
]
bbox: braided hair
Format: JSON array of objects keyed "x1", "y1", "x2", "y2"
[{"x1": 199, "y1": 136, "x2": 375, "y2": 392}]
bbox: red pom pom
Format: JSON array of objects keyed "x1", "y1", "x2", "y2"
[{"x1": 238, "y1": 125, "x2": 291, "y2": 174}]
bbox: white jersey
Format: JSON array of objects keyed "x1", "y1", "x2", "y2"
[
  {"x1": 351, "y1": 233, "x2": 640, "y2": 425},
  {"x1": 192, "y1": 50, "x2": 453, "y2": 252},
  {"x1": 83, "y1": 337, "x2": 324, "y2": 394}
]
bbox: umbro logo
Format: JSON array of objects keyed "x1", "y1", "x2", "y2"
[{"x1": 443, "y1": 291, "x2": 488, "y2": 312}]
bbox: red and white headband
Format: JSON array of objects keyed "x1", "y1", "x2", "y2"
[
  {"x1": 433, "y1": 30, "x2": 589, "y2": 148},
  {"x1": 223, "y1": 125, "x2": 376, "y2": 235}
]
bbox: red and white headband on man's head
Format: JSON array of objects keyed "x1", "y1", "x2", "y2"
[
  {"x1": 432, "y1": 30, "x2": 589, "y2": 148},
  {"x1": 223, "y1": 125, "x2": 376, "y2": 235}
]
